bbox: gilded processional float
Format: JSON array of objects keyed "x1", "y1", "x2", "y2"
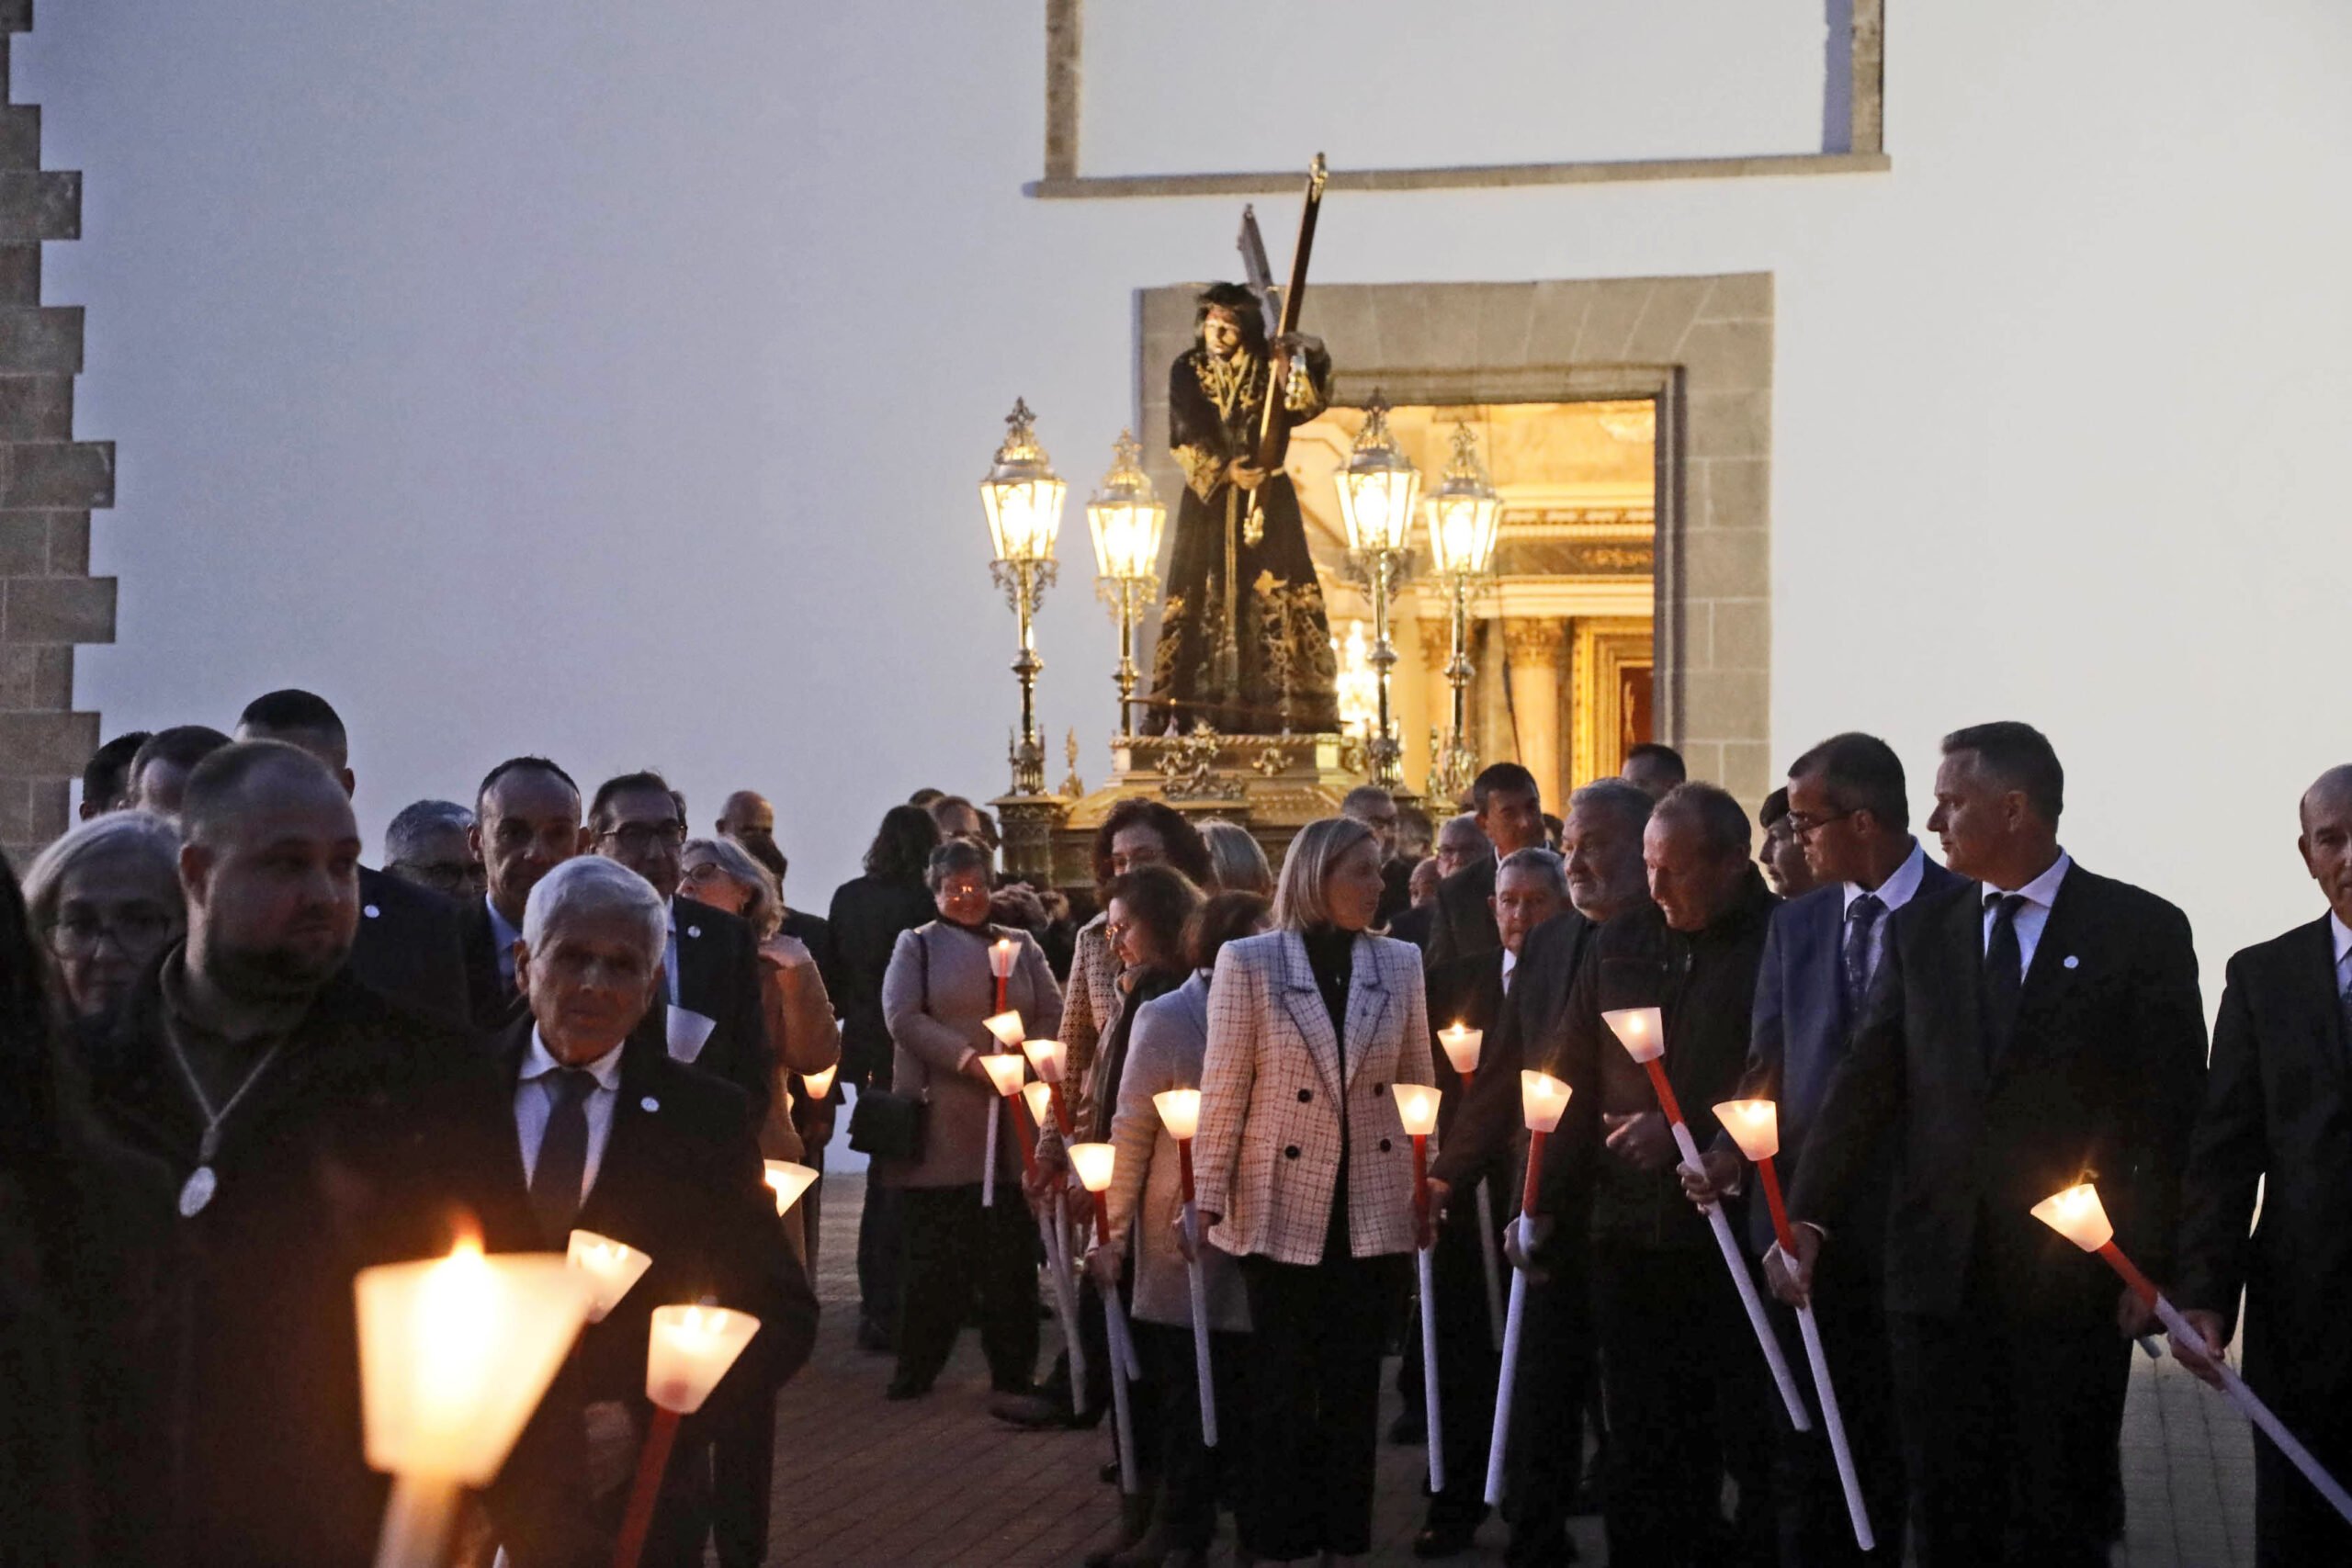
[{"x1": 978, "y1": 157, "x2": 1527, "y2": 893}]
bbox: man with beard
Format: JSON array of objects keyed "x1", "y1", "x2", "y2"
[{"x1": 83, "y1": 741, "x2": 522, "y2": 1567}]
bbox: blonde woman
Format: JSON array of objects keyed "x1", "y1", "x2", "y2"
[{"x1": 1192, "y1": 816, "x2": 1436, "y2": 1566}]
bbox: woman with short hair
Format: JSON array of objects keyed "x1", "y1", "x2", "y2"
[
  {"x1": 21, "y1": 811, "x2": 185, "y2": 1020},
  {"x1": 878, "y1": 839, "x2": 1062, "y2": 1401},
  {"x1": 1199, "y1": 819, "x2": 1273, "y2": 897},
  {"x1": 1193, "y1": 817, "x2": 1436, "y2": 1566}
]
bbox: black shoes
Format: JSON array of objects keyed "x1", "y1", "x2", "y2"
[
  {"x1": 883, "y1": 1371, "x2": 933, "y2": 1401},
  {"x1": 1412, "y1": 1518, "x2": 1481, "y2": 1558},
  {"x1": 855, "y1": 1314, "x2": 894, "y2": 1353}
]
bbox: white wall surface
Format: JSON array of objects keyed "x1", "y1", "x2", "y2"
[{"x1": 21, "y1": 1, "x2": 2352, "y2": 996}]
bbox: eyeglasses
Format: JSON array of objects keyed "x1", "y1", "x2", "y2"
[
  {"x1": 1103, "y1": 919, "x2": 1134, "y2": 945},
  {"x1": 598, "y1": 822, "x2": 686, "y2": 855},
  {"x1": 48, "y1": 907, "x2": 178, "y2": 959},
  {"x1": 1784, "y1": 808, "x2": 1859, "y2": 838}
]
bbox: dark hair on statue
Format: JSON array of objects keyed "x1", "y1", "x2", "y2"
[
  {"x1": 1941, "y1": 721, "x2": 2064, "y2": 823},
  {"x1": 1194, "y1": 282, "x2": 1268, "y2": 355},
  {"x1": 1102, "y1": 864, "x2": 1205, "y2": 971},
  {"x1": 865, "y1": 803, "x2": 942, "y2": 886},
  {"x1": 1092, "y1": 797, "x2": 1215, "y2": 891},
  {"x1": 1187, "y1": 890, "x2": 1270, "y2": 974}
]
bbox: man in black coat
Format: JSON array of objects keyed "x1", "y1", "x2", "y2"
[
  {"x1": 1426, "y1": 762, "x2": 1547, "y2": 968},
  {"x1": 1430, "y1": 777, "x2": 1656, "y2": 1566},
  {"x1": 1408, "y1": 847, "x2": 1568, "y2": 1557},
  {"x1": 1534, "y1": 783, "x2": 1779, "y2": 1566},
  {"x1": 82, "y1": 741, "x2": 533, "y2": 1568},
  {"x1": 1780, "y1": 722, "x2": 2207, "y2": 1568},
  {"x1": 233, "y1": 689, "x2": 471, "y2": 1027},
  {"x1": 462, "y1": 755, "x2": 591, "y2": 1028},
  {"x1": 2172, "y1": 764, "x2": 2352, "y2": 1564},
  {"x1": 1686, "y1": 734, "x2": 1958, "y2": 1565},
  {"x1": 469, "y1": 856, "x2": 814, "y2": 1568},
  {"x1": 588, "y1": 771, "x2": 774, "y2": 1122}
]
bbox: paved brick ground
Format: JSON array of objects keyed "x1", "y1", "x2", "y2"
[{"x1": 768, "y1": 1173, "x2": 2254, "y2": 1565}]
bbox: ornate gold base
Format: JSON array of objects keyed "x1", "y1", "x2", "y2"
[{"x1": 993, "y1": 724, "x2": 1397, "y2": 894}]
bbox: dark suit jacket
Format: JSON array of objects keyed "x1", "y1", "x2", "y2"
[
  {"x1": 84, "y1": 959, "x2": 530, "y2": 1568},
  {"x1": 1730, "y1": 854, "x2": 1965, "y2": 1254},
  {"x1": 1424, "y1": 950, "x2": 1507, "y2": 1194},
  {"x1": 1387, "y1": 901, "x2": 1436, "y2": 952},
  {"x1": 826, "y1": 874, "x2": 938, "y2": 1086},
  {"x1": 347, "y1": 864, "x2": 470, "y2": 1028},
  {"x1": 2176, "y1": 914, "x2": 2352, "y2": 1404},
  {"x1": 1430, "y1": 908, "x2": 1600, "y2": 1196},
  {"x1": 1378, "y1": 856, "x2": 1417, "y2": 927},
  {"x1": 459, "y1": 894, "x2": 524, "y2": 1032},
  {"x1": 668, "y1": 894, "x2": 774, "y2": 1122},
  {"x1": 1790, "y1": 863, "x2": 2207, "y2": 1323},
  {"x1": 472, "y1": 1017, "x2": 815, "y2": 1567},
  {"x1": 1424, "y1": 856, "x2": 1499, "y2": 970}
]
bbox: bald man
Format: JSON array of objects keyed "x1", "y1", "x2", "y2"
[
  {"x1": 2174, "y1": 765, "x2": 2352, "y2": 1563},
  {"x1": 82, "y1": 741, "x2": 527, "y2": 1565}
]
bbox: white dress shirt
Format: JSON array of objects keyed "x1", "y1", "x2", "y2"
[
  {"x1": 664, "y1": 901, "x2": 683, "y2": 1007},
  {"x1": 2332, "y1": 911, "x2": 2352, "y2": 986},
  {"x1": 486, "y1": 895, "x2": 524, "y2": 991},
  {"x1": 1978, "y1": 851, "x2": 2074, "y2": 977},
  {"x1": 514, "y1": 1027, "x2": 626, "y2": 1197},
  {"x1": 1501, "y1": 946, "x2": 1519, "y2": 995},
  {"x1": 1841, "y1": 840, "x2": 1929, "y2": 989}
]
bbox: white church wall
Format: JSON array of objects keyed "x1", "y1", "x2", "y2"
[{"x1": 20, "y1": 0, "x2": 2352, "y2": 991}]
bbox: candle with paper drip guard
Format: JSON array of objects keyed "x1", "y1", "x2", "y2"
[
  {"x1": 1484, "y1": 1069, "x2": 1572, "y2": 1506},
  {"x1": 1435, "y1": 1022, "x2": 1506, "y2": 1348},
  {"x1": 800, "y1": 1063, "x2": 836, "y2": 1101},
  {"x1": 1069, "y1": 1140, "x2": 1144, "y2": 1495},
  {"x1": 762, "y1": 1161, "x2": 819, "y2": 1217},
  {"x1": 614, "y1": 1304, "x2": 762, "y2": 1568},
  {"x1": 2031, "y1": 1182, "x2": 2352, "y2": 1528},
  {"x1": 1019, "y1": 1077, "x2": 1087, "y2": 1417},
  {"x1": 1713, "y1": 1099, "x2": 1873, "y2": 1551},
  {"x1": 565, "y1": 1231, "x2": 652, "y2": 1325},
  {"x1": 1152, "y1": 1087, "x2": 1218, "y2": 1449},
  {"x1": 977, "y1": 1051, "x2": 1030, "y2": 1208},
  {"x1": 1020, "y1": 1035, "x2": 1076, "y2": 1135},
  {"x1": 356, "y1": 1236, "x2": 592, "y2": 1568},
  {"x1": 1601, "y1": 1005, "x2": 1810, "y2": 1432},
  {"x1": 1392, "y1": 1082, "x2": 1447, "y2": 1495},
  {"x1": 988, "y1": 938, "x2": 1017, "y2": 1014}
]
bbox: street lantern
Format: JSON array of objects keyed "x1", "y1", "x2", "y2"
[
  {"x1": 1085, "y1": 431, "x2": 1167, "y2": 737},
  {"x1": 1423, "y1": 421, "x2": 1501, "y2": 803},
  {"x1": 980, "y1": 399, "x2": 1066, "y2": 795},
  {"x1": 1332, "y1": 396, "x2": 1419, "y2": 791}
]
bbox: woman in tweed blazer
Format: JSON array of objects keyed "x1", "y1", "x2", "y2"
[
  {"x1": 1193, "y1": 817, "x2": 1436, "y2": 1565},
  {"x1": 877, "y1": 839, "x2": 1061, "y2": 1401}
]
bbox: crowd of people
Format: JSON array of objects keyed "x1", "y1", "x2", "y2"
[{"x1": 5, "y1": 695, "x2": 2344, "y2": 1567}]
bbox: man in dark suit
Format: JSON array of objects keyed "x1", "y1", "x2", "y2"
[
  {"x1": 462, "y1": 756, "x2": 591, "y2": 1029},
  {"x1": 2172, "y1": 764, "x2": 2352, "y2": 1564},
  {"x1": 472, "y1": 856, "x2": 815, "y2": 1568},
  {"x1": 1408, "y1": 847, "x2": 1568, "y2": 1557},
  {"x1": 1430, "y1": 777, "x2": 1654, "y2": 1566},
  {"x1": 83, "y1": 741, "x2": 530, "y2": 1567},
  {"x1": 1779, "y1": 721, "x2": 2207, "y2": 1568},
  {"x1": 1686, "y1": 733, "x2": 1957, "y2": 1564},
  {"x1": 1426, "y1": 762, "x2": 1547, "y2": 968},
  {"x1": 233, "y1": 689, "x2": 472, "y2": 1027},
  {"x1": 589, "y1": 771, "x2": 775, "y2": 1122},
  {"x1": 1343, "y1": 784, "x2": 1417, "y2": 926}
]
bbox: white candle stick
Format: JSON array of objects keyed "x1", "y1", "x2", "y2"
[
  {"x1": 1023, "y1": 1079, "x2": 1088, "y2": 1418},
  {"x1": 2033, "y1": 1182, "x2": 2352, "y2": 1529},
  {"x1": 1486, "y1": 1069, "x2": 1571, "y2": 1507},
  {"x1": 1605, "y1": 1007, "x2": 1810, "y2": 1433},
  {"x1": 1393, "y1": 1083, "x2": 1446, "y2": 1496},
  {"x1": 1070, "y1": 1141, "x2": 1140, "y2": 1495},
  {"x1": 1154, "y1": 1088, "x2": 1219, "y2": 1449},
  {"x1": 1474, "y1": 1185, "x2": 1506, "y2": 1350}
]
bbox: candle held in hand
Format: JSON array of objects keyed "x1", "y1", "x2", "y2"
[
  {"x1": 1021, "y1": 1080, "x2": 1057, "y2": 1130},
  {"x1": 565, "y1": 1230, "x2": 652, "y2": 1324},
  {"x1": 1519, "y1": 1069, "x2": 1571, "y2": 1133},
  {"x1": 1713, "y1": 1099, "x2": 1781, "y2": 1162},
  {"x1": 1020, "y1": 1036, "x2": 1068, "y2": 1083},
  {"x1": 1152, "y1": 1088, "x2": 1202, "y2": 1141},
  {"x1": 1391, "y1": 1082, "x2": 1441, "y2": 1139},
  {"x1": 1601, "y1": 1005, "x2": 1666, "y2": 1063},
  {"x1": 762, "y1": 1161, "x2": 820, "y2": 1216},
  {"x1": 1437, "y1": 1023, "x2": 1484, "y2": 1077},
  {"x1": 647, "y1": 1303, "x2": 762, "y2": 1415},
  {"x1": 800, "y1": 1064, "x2": 837, "y2": 1100},
  {"x1": 983, "y1": 1011, "x2": 1025, "y2": 1050}
]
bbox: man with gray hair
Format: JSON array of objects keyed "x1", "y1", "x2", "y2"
[
  {"x1": 479, "y1": 855, "x2": 814, "y2": 1568},
  {"x1": 82, "y1": 740, "x2": 516, "y2": 1564},
  {"x1": 1406, "y1": 844, "x2": 1569, "y2": 1554},
  {"x1": 383, "y1": 798, "x2": 483, "y2": 903}
]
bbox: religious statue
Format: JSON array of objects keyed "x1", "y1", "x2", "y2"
[{"x1": 1148, "y1": 281, "x2": 1340, "y2": 734}]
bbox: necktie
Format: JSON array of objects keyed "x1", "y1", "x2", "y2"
[
  {"x1": 1982, "y1": 893, "x2": 2027, "y2": 1063},
  {"x1": 2338, "y1": 958, "x2": 2352, "y2": 1050},
  {"x1": 1842, "y1": 892, "x2": 1885, "y2": 1019},
  {"x1": 529, "y1": 1068, "x2": 596, "y2": 1242}
]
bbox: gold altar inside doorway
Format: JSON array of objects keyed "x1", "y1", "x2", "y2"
[{"x1": 1288, "y1": 400, "x2": 1657, "y2": 809}]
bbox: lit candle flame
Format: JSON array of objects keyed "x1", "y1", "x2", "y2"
[
  {"x1": 1520, "y1": 1069, "x2": 1572, "y2": 1133},
  {"x1": 2030, "y1": 1181, "x2": 2114, "y2": 1252},
  {"x1": 1712, "y1": 1099, "x2": 1781, "y2": 1162}
]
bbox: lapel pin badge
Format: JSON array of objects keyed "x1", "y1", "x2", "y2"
[
  {"x1": 641, "y1": 1096, "x2": 660, "y2": 1112},
  {"x1": 363, "y1": 905, "x2": 380, "y2": 919},
  {"x1": 2063, "y1": 954, "x2": 2080, "y2": 969},
  {"x1": 686, "y1": 926, "x2": 702, "y2": 940}
]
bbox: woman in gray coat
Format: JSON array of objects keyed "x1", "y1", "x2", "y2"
[
  {"x1": 878, "y1": 839, "x2": 1062, "y2": 1400},
  {"x1": 1099, "y1": 888, "x2": 1269, "y2": 1567}
]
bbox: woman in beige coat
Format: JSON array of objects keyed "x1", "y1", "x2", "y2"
[{"x1": 1193, "y1": 817, "x2": 1436, "y2": 1566}]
